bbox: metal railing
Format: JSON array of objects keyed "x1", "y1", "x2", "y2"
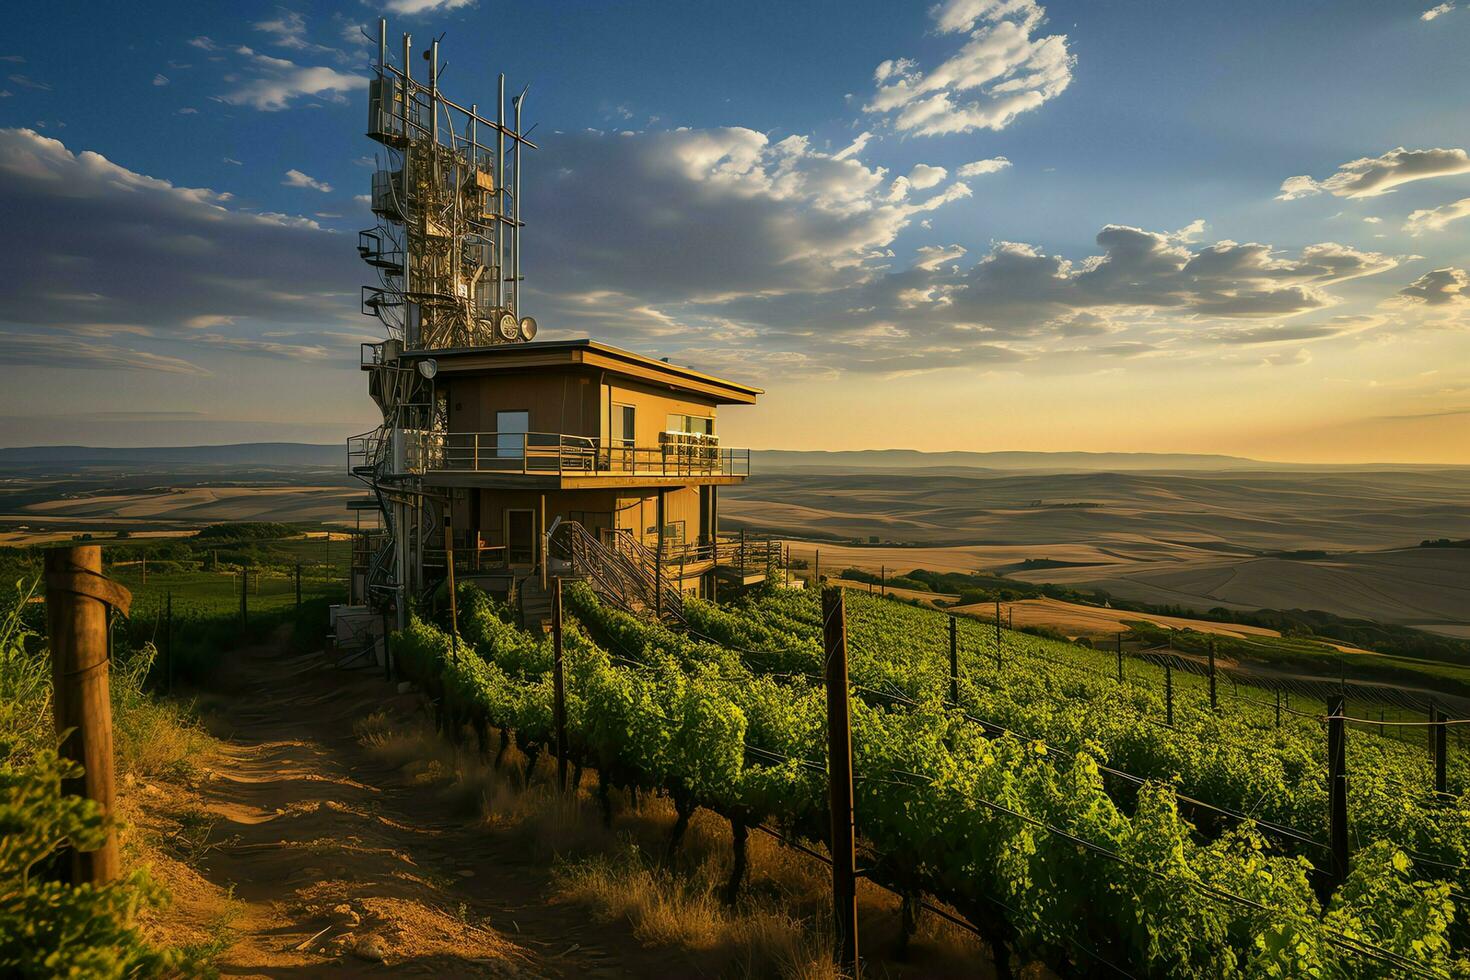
[{"x1": 349, "y1": 429, "x2": 750, "y2": 478}]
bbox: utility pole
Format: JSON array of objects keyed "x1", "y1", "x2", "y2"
[
  {"x1": 44, "y1": 546, "x2": 128, "y2": 884},
  {"x1": 1327, "y1": 694, "x2": 1349, "y2": 890}
]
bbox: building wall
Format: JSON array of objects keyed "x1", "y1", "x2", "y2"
[
  {"x1": 445, "y1": 368, "x2": 601, "y2": 437},
  {"x1": 443, "y1": 368, "x2": 721, "y2": 448},
  {"x1": 599, "y1": 378, "x2": 720, "y2": 446}
]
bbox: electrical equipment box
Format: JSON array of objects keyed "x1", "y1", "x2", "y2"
[{"x1": 367, "y1": 77, "x2": 403, "y2": 144}]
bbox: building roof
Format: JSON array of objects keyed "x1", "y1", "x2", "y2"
[{"x1": 400, "y1": 338, "x2": 763, "y2": 404}]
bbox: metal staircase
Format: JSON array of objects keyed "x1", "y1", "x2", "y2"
[{"x1": 550, "y1": 521, "x2": 685, "y2": 623}]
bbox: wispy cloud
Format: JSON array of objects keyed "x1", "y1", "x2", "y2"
[
  {"x1": 1399, "y1": 267, "x2": 1469, "y2": 306},
  {"x1": 383, "y1": 0, "x2": 476, "y2": 14},
  {"x1": 218, "y1": 47, "x2": 364, "y2": 111},
  {"x1": 1421, "y1": 2, "x2": 1455, "y2": 20},
  {"x1": 1277, "y1": 147, "x2": 1470, "y2": 200},
  {"x1": 1404, "y1": 197, "x2": 1470, "y2": 235},
  {"x1": 863, "y1": 0, "x2": 1073, "y2": 136},
  {"x1": 7, "y1": 73, "x2": 51, "y2": 92},
  {"x1": 152, "y1": 73, "x2": 170, "y2": 86},
  {"x1": 957, "y1": 156, "x2": 1012, "y2": 177},
  {"x1": 282, "y1": 168, "x2": 332, "y2": 192}
]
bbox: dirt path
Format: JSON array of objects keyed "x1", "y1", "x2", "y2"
[{"x1": 171, "y1": 643, "x2": 697, "y2": 978}]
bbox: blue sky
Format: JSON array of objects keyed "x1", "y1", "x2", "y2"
[{"x1": 2, "y1": 0, "x2": 1469, "y2": 460}]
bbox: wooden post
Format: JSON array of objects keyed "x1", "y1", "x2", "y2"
[
  {"x1": 1327, "y1": 694, "x2": 1349, "y2": 889},
  {"x1": 740, "y1": 528, "x2": 747, "y2": 571},
  {"x1": 1433, "y1": 708, "x2": 1447, "y2": 797},
  {"x1": 1116, "y1": 632, "x2": 1123, "y2": 683},
  {"x1": 994, "y1": 599, "x2": 1002, "y2": 668},
  {"x1": 444, "y1": 520, "x2": 459, "y2": 663},
  {"x1": 1275, "y1": 688, "x2": 1281, "y2": 727},
  {"x1": 1208, "y1": 638, "x2": 1217, "y2": 712},
  {"x1": 815, "y1": 548, "x2": 820, "y2": 584},
  {"x1": 165, "y1": 590, "x2": 173, "y2": 695},
  {"x1": 295, "y1": 562, "x2": 302, "y2": 609},
  {"x1": 949, "y1": 615, "x2": 959, "y2": 705},
  {"x1": 880, "y1": 565, "x2": 885, "y2": 596},
  {"x1": 821, "y1": 587, "x2": 859, "y2": 976},
  {"x1": 239, "y1": 568, "x2": 247, "y2": 628},
  {"x1": 654, "y1": 547, "x2": 663, "y2": 619},
  {"x1": 1428, "y1": 698, "x2": 1437, "y2": 760},
  {"x1": 1165, "y1": 662, "x2": 1173, "y2": 726},
  {"x1": 140, "y1": 554, "x2": 146, "y2": 587},
  {"x1": 44, "y1": 546, "x2": 128, "y2": 884},
  {"x1": 553, "y1": 577, "x2": 568, "y2": 792}
]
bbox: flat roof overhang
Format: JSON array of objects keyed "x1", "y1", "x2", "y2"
[
  {"x1": 420, "y1": 472, "x2": 750, "y2": 490},
  {"x1": 376, "y1": 339, "x2": 761, "y2": 405}
]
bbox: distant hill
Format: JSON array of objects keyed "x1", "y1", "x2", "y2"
[
  {"x1": 756, "y1": 449, "x2": 1279, "y2": 472},
  {"x1": 0, "y1": 443, "x2": 341, "y2": 468}
]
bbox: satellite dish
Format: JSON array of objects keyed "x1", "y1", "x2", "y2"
[
  {"x1": 497, "y1": 312, "x2": 519, "y2": 340},
  {"x1": 519, "y1": 316, "x2": 538, "y2": 341},
  {"x1": 417, "y1": 358, "x2": 438, "y2": 379}
]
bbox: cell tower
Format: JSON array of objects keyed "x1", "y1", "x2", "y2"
[{"x1": 351, "y1": 18, "x2": 538, "y2": 626}]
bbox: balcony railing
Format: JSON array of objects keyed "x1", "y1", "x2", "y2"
[{"x1": 348, "y1": 428, "x2": 751, "y2": 479}]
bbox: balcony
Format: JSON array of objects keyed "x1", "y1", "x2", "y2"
[{"x1": 348, "y1": 428, "x2": 751, "y2": 487}]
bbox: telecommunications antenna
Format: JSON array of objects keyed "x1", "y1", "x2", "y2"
[{"x1": 519, "y1": 316, "x2": 538, "y2": 341}]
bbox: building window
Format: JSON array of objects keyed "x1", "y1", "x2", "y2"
[
  {"x1": 665, "y1": 414, "x2": 713, "y2": 436},
  {"x1": 496, "y1": 410, "x2": 528, "y2": 459},
  {"x1": 615, "y1": 404, "x2": 636, "y2": 447}
]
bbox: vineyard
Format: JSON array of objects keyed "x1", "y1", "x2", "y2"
[{"x1": 394, "y1": 580, "x2": 1468, "y2": 978}]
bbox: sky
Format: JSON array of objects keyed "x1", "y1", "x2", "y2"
[{"x1": 2, "y1": 0, "x2": 1469, "y2": 463}]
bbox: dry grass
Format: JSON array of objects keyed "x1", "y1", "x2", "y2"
[
  {"x1": 352, "y1": 711, "x2": 990, "y2": 977},
  {"x1": 552, "y1": 847, "x2": 840, "y2": 979}
]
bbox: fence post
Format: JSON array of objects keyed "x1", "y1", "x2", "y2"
[
  {"x1": 444, "y1": 520, "x2": 459, "y2": 664},
  {"x1": 295, "y1": 562, "x2": 302, "y2": 609},
  {"x1": 1208, "y1": 638, "x2": 1217, "y2": 712},
  {"x1": 1116, "y1": 632, "x2": 1123, "y2": 683},
  {"x1": 1165, "y1": 662, "x2": 1173, "y2": 726},
  {"x1": 1275, "y1": 688, "x2": 1281, "y2": 727},
  {"x1": 994, "y1": 600, "x2": 1002, "y2": 668},
  {"x1": 655, "y1": 547, "x2": 663, "y2": 619},
  {"x1": 822, "y1": 587, "x2": 859, "y2": 976},
  {"x1": 553, "y1": 577, "x2": 568, "y2": 792},
  {"x1": 1327, "y1": 694, "x2": 1349, "y2": 890},
  {"x1": 141, "y1": 554, "x2": 146, "y2": 587},
  {"x1": 239, "y1": 568, "x2": 247, "y2": 628},
  {"x1": 1434, "y1": 708, "x2": 1447, "y2": 798},
  {"x1": 44, "y1": 546, "x2": 128, "y2": 884},
  {"x1": 1428, "y1": 698, "x2": 1437, "y2": 761},
  {"x1": 948, "y1": 615, "x2": 959, "y2": 705},
  {"x1": 815, "y1": 548, "x2": 820, "y2": 585},
  {"x1": 880, "y1": 565, "x2": 885, "y2": 596},
  {"x1": 164, "y1": 590, "x2": 174, "y2": 695}
]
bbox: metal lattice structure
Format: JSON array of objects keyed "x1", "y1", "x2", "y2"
[{"x1": 352, "y1": 18, "x2": 538, "y2": 625}]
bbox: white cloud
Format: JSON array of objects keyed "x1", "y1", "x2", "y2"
[
  {"x1": 906, "y1": 164, "x2": 948, "y2": 190},
  {"x1": 187, "y1": 36, "x2": 218, "y2": 51},
  {"x1": 0, "y1": 128, "x2": 358, "y2": 373},
  {"x1": 864, "y1": 0, "x2": 1073, "y2": 136},
  {"x1": 219, "y1": 47, "x2": 364, "y2": 111},
  {"x1": 1421, "y1": 3, "x2": 1455, "y2": 20},
  {"x1": 915, "y1": 244, "x2": 968, "y2": 270},
  {"x1": 151, "y1": 73, "x2": 169, "y2": 87},
  {"x1": 222, "y1": 156, "x2": 243, "y2": 165},
  {"x1": 384, "y1": 0, "x2": 475, "y2": 14},
  {"x1": 831, "y1": 132, "x2": 872, "y2": 161},
  {"x1": 177, "y1": 107, "x2": 198, "y2": 115},
  {"x1": 957, "y1": 156, "x2": 1011, "y2": 177},
  {"x1": 1277, "y1": 147, "x2": 1470, "y2": 200},
  {"x1": 282, "y1": 168, "x2": 332, "y2": 192},
  {"x1": 253, "y1": 10, "x2": 339, "y2": 55},
  {"x1": 1404, "y1": 197, "x2": 1470, "y2": 235},
  {"x1": 1399, "y1": 267, "x2": 1469, "y2": 306}
]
